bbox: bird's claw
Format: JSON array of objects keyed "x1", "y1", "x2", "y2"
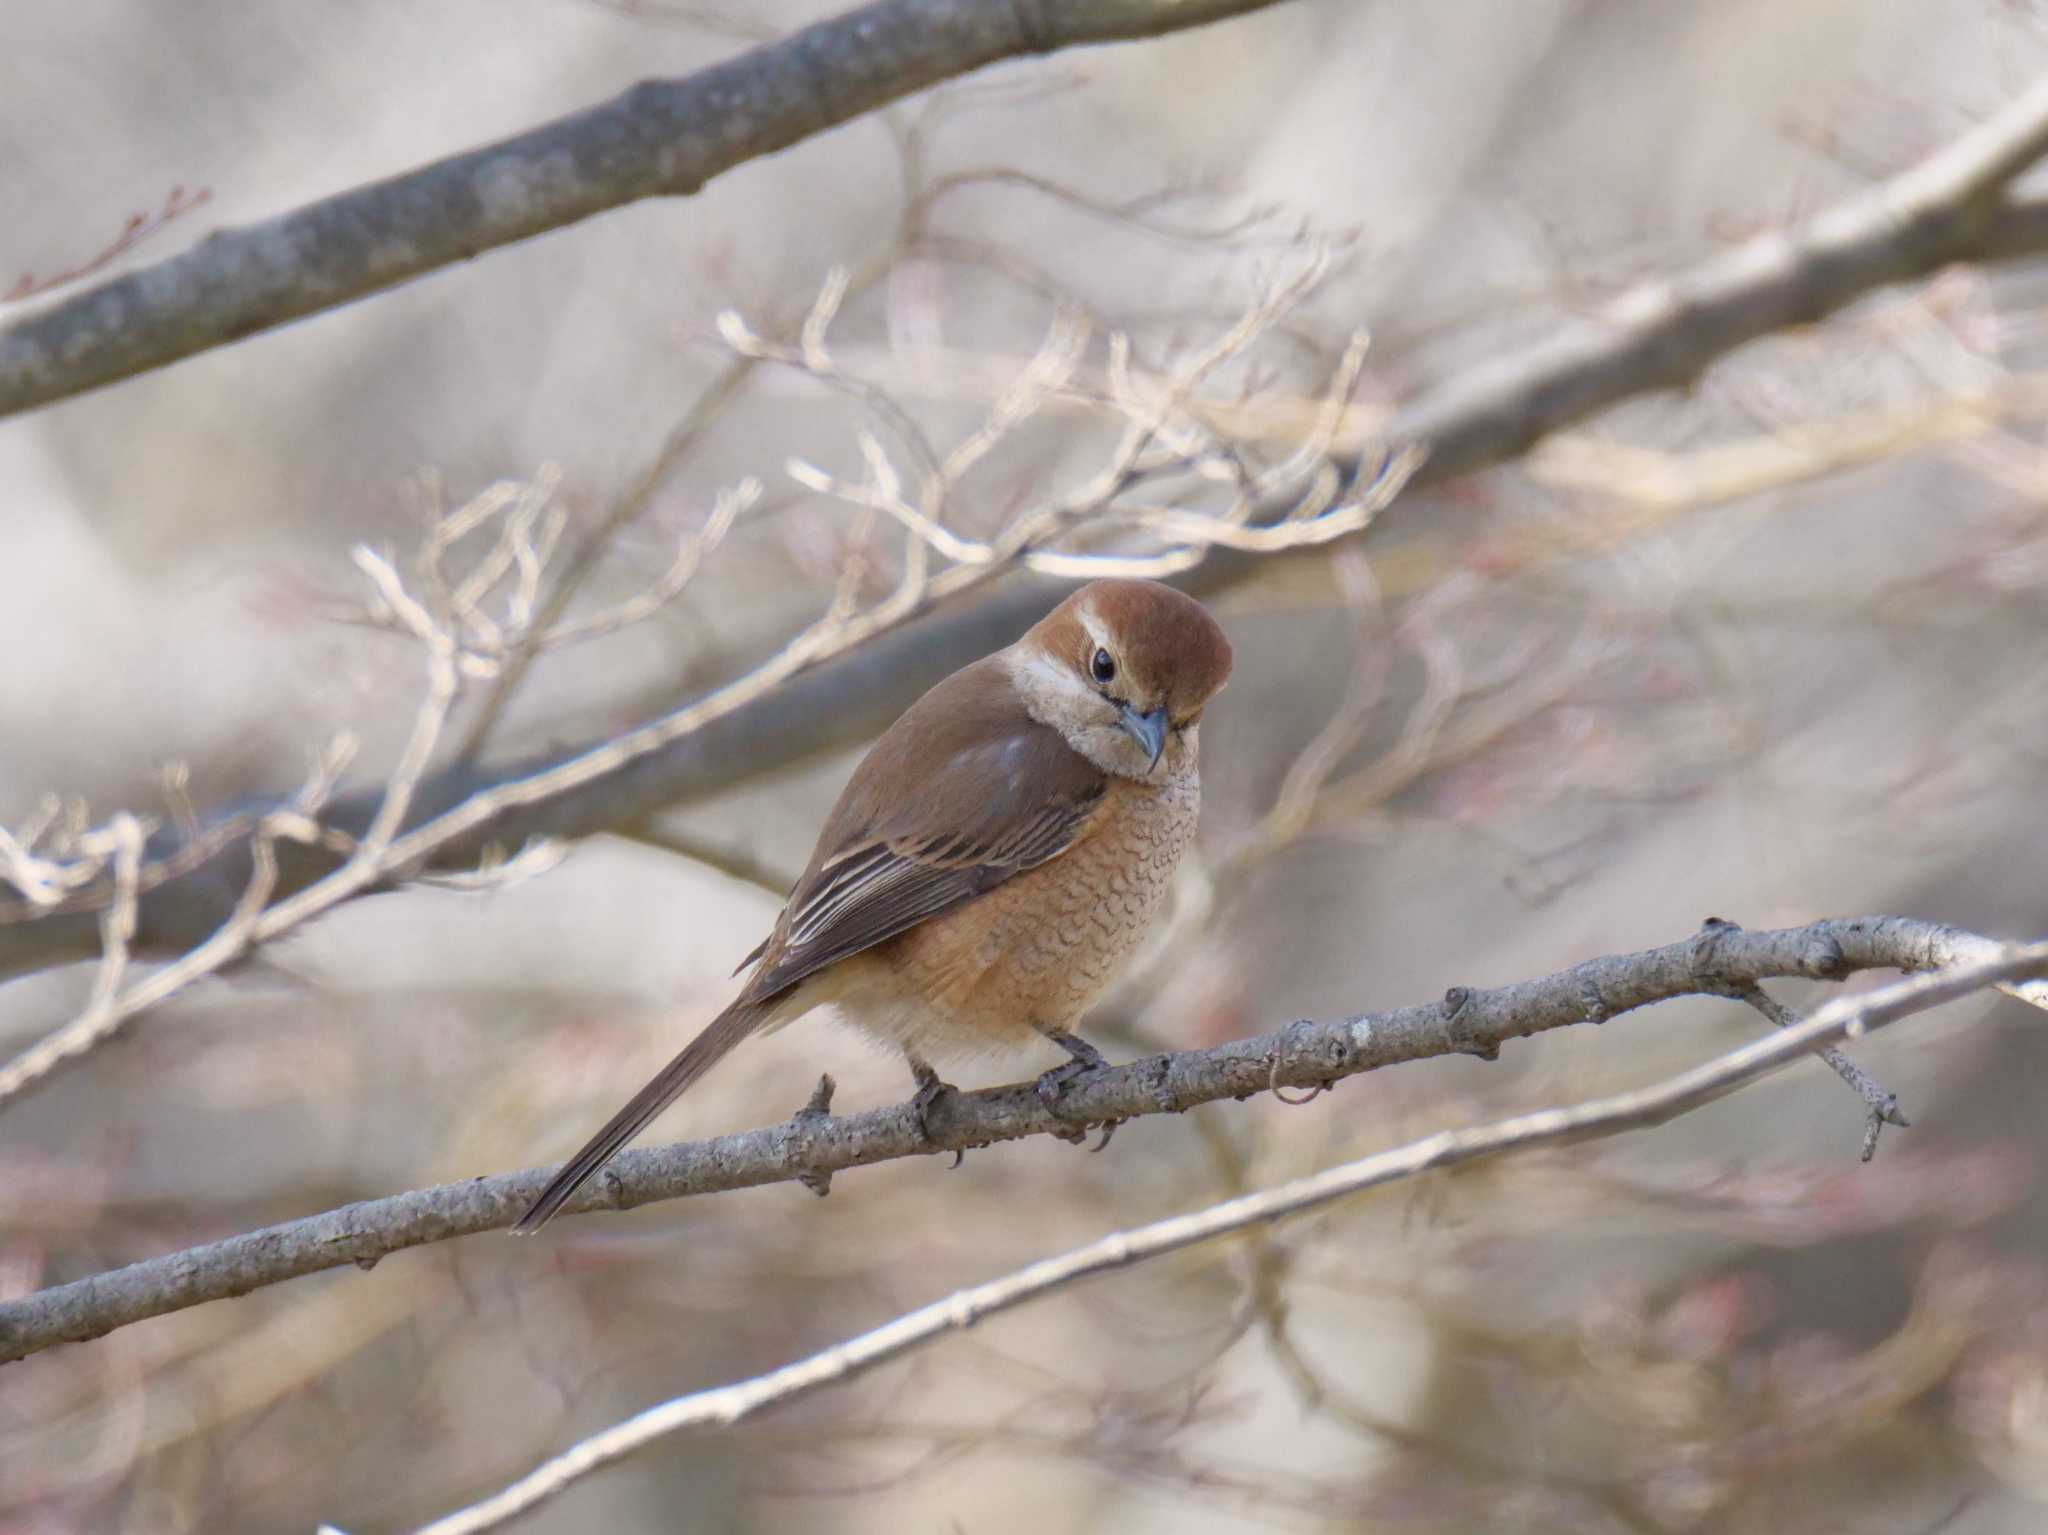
[
  {"x1": 909, "y1": 1069, "x2": 957, "y2": 1150},
  {"x1": 794, "y1": 1073, "x2": 835, "y2": 1196},
  {"x1": 1038, "y1": 1032, "x2": 1108, "y2": 1102},
  {"x1": 1035, "y1": 1056, "x2": 1096, "y2": 1115},
  {"x1": 1036, "y1": 1032, "x2": 1111, "y2": 1145}
]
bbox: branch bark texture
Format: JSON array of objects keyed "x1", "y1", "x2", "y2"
[
  {"x1": 0, "y1": 0, "x2": 1286, "y2": 418},
  {"x1": 1, "y1": 914, "x2": 2033, "y2": 1367}
]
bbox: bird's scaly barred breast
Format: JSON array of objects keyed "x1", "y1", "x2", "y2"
[{"x1": 853, "y1": 758, "x2": 1200, "y2": 1052}]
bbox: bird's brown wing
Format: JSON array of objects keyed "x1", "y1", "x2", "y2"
[
  {"x1": 744, "y1": 656, "x2": 1105, "y2": 1003},
  {"x1": 514, "y1": 656, "x2": 1103, "y2": 1234}
]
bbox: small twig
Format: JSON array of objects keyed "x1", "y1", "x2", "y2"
[
  {"x1": 1729, "y1": 982, "x2": 1910, "y2": 1161},
  {"x1": 913, "y1": 167, "x2": 1295, "y2": 250},
  {"x1": 0, "y1": 821, "x2": 286, "y2": 1105},
  {"x1": 2, "y1": 185, "x2": 211, "y2": 304},
  {"x1": 0, "y1": 480, "x2": 583, "y2": 1107},
  {"x1": 410, "y1": 839, "x2": 569, "y2": 892},
  {"x1": 766, "y1": 245, "x2": 1415, "y2": 584},
  {"x1": 617, "y1": 827, "x2": 795, "y2": 898},
  {"x1": 535, "y1": 478, "x2": 759, "y2": 648}
]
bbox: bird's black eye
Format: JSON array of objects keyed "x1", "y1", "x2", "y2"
[{"x1": 1091, "y1": 648, "x2": 1116, "y2": 685}]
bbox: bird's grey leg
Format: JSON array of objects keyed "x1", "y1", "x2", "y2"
[
  {"x1": 792, "y1": 1073, "x2": 837, "y2": 1196},
  {"x1": 905, "y1": 1054, "x2": 964, "y2": 1162},
  {"x1": 1035, "y1": 1031, "x2": 1111, "y2": 1145}
]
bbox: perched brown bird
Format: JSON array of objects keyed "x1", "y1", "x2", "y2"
[{"x1": 513, "y1": 578, "x2": 1233, "y2": 1232}]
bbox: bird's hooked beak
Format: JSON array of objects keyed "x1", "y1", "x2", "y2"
[{"x1": 1117, "y1": 702, "x2": 1169, "y2": 769}]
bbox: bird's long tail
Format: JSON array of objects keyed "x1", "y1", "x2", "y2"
[{"x1": 511, "y1": 998, "x2": 769, "y2": 1233}]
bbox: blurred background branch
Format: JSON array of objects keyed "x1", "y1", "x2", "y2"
[{"x1": 0, "y1": 0, "x2": 1292, "y2": 419}]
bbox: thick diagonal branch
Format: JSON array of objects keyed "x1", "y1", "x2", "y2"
[{"x1": 0, "y1": 0, "x2": 1289, "y2": 418}]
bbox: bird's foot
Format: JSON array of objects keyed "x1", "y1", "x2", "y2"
[
  {"x1": 793, "y1": 1073, "x2": 836, "y2": 1197},
  {"x1": 907, "y1": 1061, "x2": 964, "y2": 1164},
  {"x1": 1034, "y1": 1056, "x2": 1095, "y2": 1112},
  {"x1": 1036, "y1": 1033, "x2": 1110, "y2": 1144}
]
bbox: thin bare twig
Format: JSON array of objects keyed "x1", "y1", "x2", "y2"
[
  {"x1": 0, "y1": 471, "x2": 750, "y2": 1105},
  {"x1": 759, "y1": 249, "x2": 1420, "y2": 581},
  {"x1": 2, "y1": 185, "x2": 211, "y2": 304},
  {"x1": 1729, "y1": 980, "x2": 1910, "y2": 1160}
]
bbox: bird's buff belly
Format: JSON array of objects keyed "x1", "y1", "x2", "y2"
[{"x1": 779, "y1": 770, "x2": 1199, "y2": 1062}]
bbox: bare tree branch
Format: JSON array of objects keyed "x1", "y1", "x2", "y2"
[
  {"x1": 0, "y1": 0, "x2": 1291, "y2": 419},
  {"x1": 0, "y1": 470, "x2": 756, "y2": 1103},
  {"x1": 1728, "y1": 981, "x2": 1909, "y2": 1161},
  {"x1": 12, "y1": 75, "x2": 2048, "y2": 986},
  {"x1": 4, "y1": 914, "x2": 2042, "y2": 1369},
  {"x1": 1373, "y1": 71, "x2": 2048, "y2": 484},
  {"x1": 335, "y1": 936, "x2": 2048, "y2": 1535}
]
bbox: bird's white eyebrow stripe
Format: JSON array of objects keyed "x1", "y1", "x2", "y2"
[
  {"x1": 1075, "y1": 600, "x2": 1108, "y2": 654},
  {"x1": 1004, "y1": 643, "x2": 1097, "y2": 730}
]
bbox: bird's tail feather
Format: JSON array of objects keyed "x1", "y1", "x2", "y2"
[{"x1": 511, "y1": 998, "x2": 768, "y2": 1233}]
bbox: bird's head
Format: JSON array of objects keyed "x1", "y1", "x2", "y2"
[{"x1": 1011, "y1": 578, "x2": 1234, "y2": 780}]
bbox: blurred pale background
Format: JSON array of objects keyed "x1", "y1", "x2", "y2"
[{"x1": 7, "y1": 2, "x2": 2048, "y2": 1531}]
